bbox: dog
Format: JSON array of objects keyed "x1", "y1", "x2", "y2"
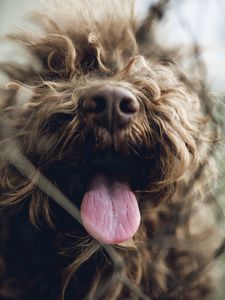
[{"x1": 0, "y1": 1, "x2": 221, "y2": 299}]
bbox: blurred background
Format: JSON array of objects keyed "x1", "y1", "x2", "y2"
[
  {"x1": 1, "y1": 0, "x2": 225, "y2": 92},
  {"x1": 0, "y1": 0, "x2": 225, "y2": 299}
]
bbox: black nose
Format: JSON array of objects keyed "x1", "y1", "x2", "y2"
[{"x1": 82, "y1": 86, "x2": 140, "y2": 131}]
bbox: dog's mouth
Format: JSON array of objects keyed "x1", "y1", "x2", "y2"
[
  {"x1": 78, "y1": 152, "x2": 153, "y2": 244},
  {"x1": 50, "y1": 150, "x2": 155, "y2": 244}
]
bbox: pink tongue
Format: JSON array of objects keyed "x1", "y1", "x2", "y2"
[{"x1": 80, "y1": 173, "x2": 140, "y2": 244}]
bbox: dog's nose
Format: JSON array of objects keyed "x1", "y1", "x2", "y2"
[{"x1": 82, "y1": 86, "x2": 140, "y2": 131}]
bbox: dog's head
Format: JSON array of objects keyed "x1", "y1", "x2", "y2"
[{"x1": 0, "y1": 0, "x2": 211, "y2": 245}]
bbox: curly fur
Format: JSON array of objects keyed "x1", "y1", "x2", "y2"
[{"x1": 0, "y1": 1, "x2": 220, "y2": 299}]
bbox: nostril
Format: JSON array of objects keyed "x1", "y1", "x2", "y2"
[
  {"x1": 119, "y1": 97, "x2": 139, "y2": 114},
  {"x1": 83, "y1": 95, "x2": 106, "y2": 114},
  {"x1": 92, "y1": 96, "x2": 106, "y2": 113}
]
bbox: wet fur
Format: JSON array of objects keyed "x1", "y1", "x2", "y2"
[{"x1": 0, "y1": 1, "x2": 220, "y2": 299}]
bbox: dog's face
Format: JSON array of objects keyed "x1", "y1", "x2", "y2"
[
  {"x1": 6, "y1": 58, "x2": 201, "y2": 245},
  {"x1": 2, "y1": 4, "x2": 202, "y2": 246}
]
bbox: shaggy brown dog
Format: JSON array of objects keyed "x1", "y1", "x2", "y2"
[{"x1": 0, "y1": 1, "x2": 220, "y2": 299}]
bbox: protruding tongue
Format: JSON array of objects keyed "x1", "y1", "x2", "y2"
[{"x1": 81, "y1": 173, "x2": 140, "y2": 244}]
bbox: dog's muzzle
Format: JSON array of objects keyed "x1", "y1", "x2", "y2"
[{"x1": 81, "y1": 85, "x2": 140, "y2": 132}]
